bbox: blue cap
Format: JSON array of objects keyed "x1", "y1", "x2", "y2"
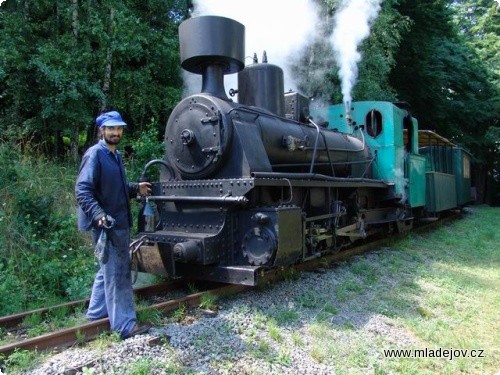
[{"x1": 96, "y1": 111, "x2": 127, "y2": 127}]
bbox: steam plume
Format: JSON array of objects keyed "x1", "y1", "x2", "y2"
[
  {"x1": 187, "y1": 0, "x2": 319, "y2": 97},
  {"x1": 331, "y1": 0, "x2": 382, "y2": 107}
]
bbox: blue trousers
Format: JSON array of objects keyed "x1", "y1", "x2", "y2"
[{"x1": 87, "y1": 228, "x2": 136, "y2": 338}]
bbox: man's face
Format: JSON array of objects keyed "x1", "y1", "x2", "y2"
[{"x1": 101, "y1": 126, "x2": 124, "y2": 145}]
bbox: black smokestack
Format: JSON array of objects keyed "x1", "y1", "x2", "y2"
[{"x1": 179, "y1": 16, "x2": 245, "y2": 99}]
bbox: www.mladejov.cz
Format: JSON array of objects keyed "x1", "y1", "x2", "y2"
[{"x1": 384, "y1": 348, "x2": 486, "y2": 360}]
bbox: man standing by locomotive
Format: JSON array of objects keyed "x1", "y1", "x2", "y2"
[{"x1": 75, "y1": 110, "x2": 151, "y2": 339}]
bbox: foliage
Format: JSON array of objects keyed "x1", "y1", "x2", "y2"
[
  {"x1": 199, "y1": 292, "x2": 218, "y2": 311},
  {"x1": 452, "y1": 0, "x2": 500, "y2": 87},
  {"x1": 350, "y1": 0, "x2": 411, "y2": 101},
  {"x1": 2, "y1": 349, "x2": 43, "y2": 373},
  {"x1": 0, "y1": 144, "x2": 96, "y2": 315},
  {"x1": 388, "y1": 0, "x2": 499, "y2": 202},
  {"x1": 449, "y1": 0, "x2": 500, "y2": 203},
  {"x1": 389, "y1": 2, "x2": 498, "y2": 135},
  {"x1": 170, "y1": 303, "x2": 187, "y2": 323},
  {"x1": 122, "y1": 118, "x2": 165, "y2": 182},
  {"x1": 0, "y1": 0, "x2": 186, "y2": 156},
  {"x1": 0, "y1": 134, "x2": 165, "y2": 316}
]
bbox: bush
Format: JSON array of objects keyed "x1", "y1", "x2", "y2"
[
  {"x1": 123, "y1": 119, "x2": 165, "y2": 181},
  {"x1": 0, "y1": 144, "x2": 95, "y2": 315}
]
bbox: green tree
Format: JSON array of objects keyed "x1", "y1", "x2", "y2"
[
  {"x1": 351, "y1": 1, "x2": 410, "y2": 101},
  {"x1": 0, "y1": 0, "x2": 186, "y2": 157},
  {"x1": 388, "y1": 0, "x2": 499, "y2": 203},
  {"x1": 389, "y1": 0, "x2": 456, "y2": 131},
  {"x1": 451, "y1": 0, "x2": 500, "y2": 204},
  {"x1": 452, "y1": 0, "x2": 499, "y2": 86}
]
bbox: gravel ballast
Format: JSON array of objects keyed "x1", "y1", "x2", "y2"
[{"x1": 20, "y1": 250, "x2": 424, "y2": 375}]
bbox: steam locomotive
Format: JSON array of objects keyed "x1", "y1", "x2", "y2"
[{"x1": 133, "y1": 16, "x2": 473, "y2": 285}]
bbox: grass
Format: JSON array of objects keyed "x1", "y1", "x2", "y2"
[
  {"x1": 0, "y1": 349, "x2": 45, "y2": 373},
  {"x1": 267, "y1": 320, "x2": 284, "y2": 342},
  {"x1": 169, "y1": 303, "x2": 188, "y2": 323},
  {"x1": 216, "y1": 205, "x2": 499, "y2": 374},
  {"x1": 136, "y1": 300, "x2": 163, "y2": 326},
  {"x1": 199, "y1": 291, "x2": 218, "y2": 311},
  {"x1": 272, "y1": 307, "x2": 300, "y2": 325},
  {"x1": 345, "y1": 206, "x2": 499, "y2": 374},
  {"x1": 121, "y1": 357, "x2": 182, "y2": 375},
  {"x1": 345, "y1": 206, "x2": 499, "y2": 373}
]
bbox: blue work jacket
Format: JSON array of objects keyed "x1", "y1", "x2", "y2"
[{"x1": 75, "y1": 140, "x2": 138, "y2": 230}]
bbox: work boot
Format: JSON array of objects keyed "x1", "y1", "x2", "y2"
[{"x1": 123, "y1": 323, "x2": 151, "y2": 339}]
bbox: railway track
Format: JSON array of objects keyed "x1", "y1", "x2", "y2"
[
  {"x1": 0, "y1": 211, "x2": 461, "y2": 358},
  {"x1": 0, "y1": 281, "x2": 248, "y2": 357},
  {"x1": 0, "y1": 281, "x2": 185, "y2": 330}
]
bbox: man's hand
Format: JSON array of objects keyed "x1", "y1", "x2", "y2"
[
  {"x1": 139, "y1": 182, "x2": 152, "y2": 197},
  {"x1": 97, "y1": 216, "x2": 107, "y2": 227},
  {"x1": 97, "y1": 215, "x2": 116, "y2": 228}
]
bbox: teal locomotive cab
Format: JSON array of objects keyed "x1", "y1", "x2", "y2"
[{"x1": 322, "y1": 101, "x2": 426, "y2": 209}]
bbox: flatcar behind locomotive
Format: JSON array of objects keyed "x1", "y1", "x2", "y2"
[{"x1": 132, "y1": 16, "x2": 473, "y2": 286}]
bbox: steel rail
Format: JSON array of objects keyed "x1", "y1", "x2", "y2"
[{"x1": 0, "y1": 281, "x2": 184, "y2": 329}]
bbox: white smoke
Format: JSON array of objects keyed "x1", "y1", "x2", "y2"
[
  {"x1": 331, "y1": 0, "x2": 382, "y2": 108},
  {"x1": 185, "y1": 0, "x2": 381, "y2": 105},
  {"x1": 186, "y1": 0, "x2": 319, "y2": 98}
]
